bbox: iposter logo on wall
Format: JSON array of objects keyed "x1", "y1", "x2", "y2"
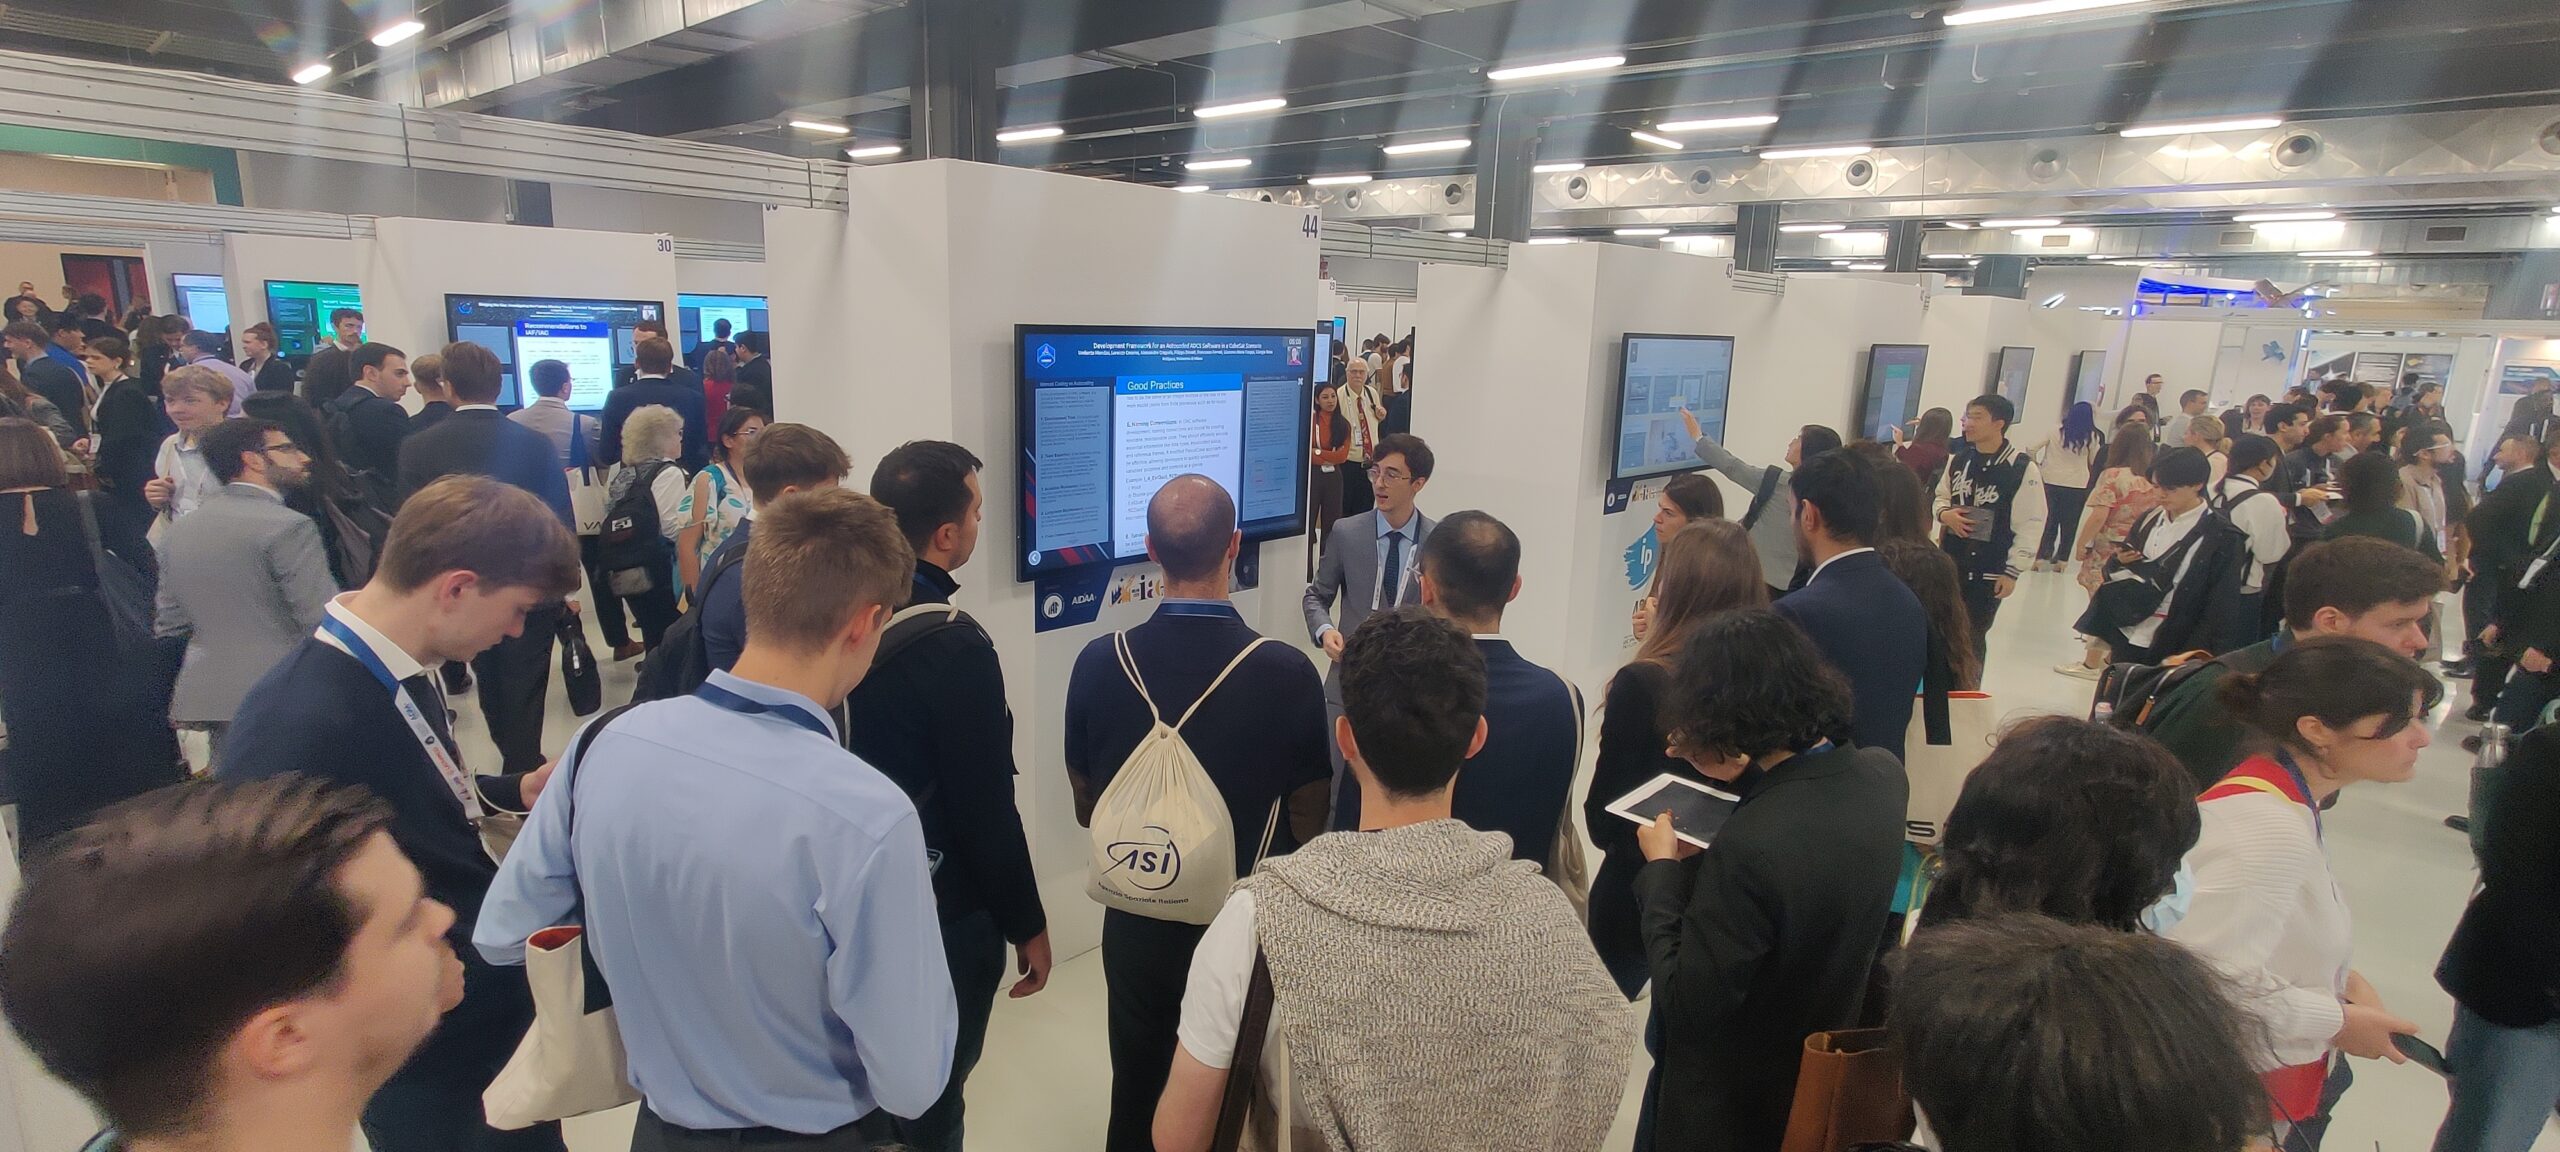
[{"x1": 1607, "y1": 479, "x2": 1663, "y2": 655}]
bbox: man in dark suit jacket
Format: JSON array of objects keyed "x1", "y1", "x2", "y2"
[
  {"x1": 221, "y1": 475, "x2": 583, "y2": 1152},
  {"x1": 298, "y1": 309, "x2": 368, "y2": 409},
  {"x1": 240, "y1": 321, "x2": 299, "y2": 394},
  {"x1": 1411, "y1": 510, "x2": 1579, "y2": 865},
  {"x1": 322, "y1": 342, "x2": 412, "y2": 482},
  {"x1": 2482, "y1": 434, "x2": 2560, "y2": 731},
  {"x1": 2463, "y1": 433, "x2": 2554, "y2": 719},
  {"x1": 396, "y1": 343, "x2": 576, "y2": 775},
  {"x1": 1774, "y1": 447, "x2": 1928, "y2": 761},
  {"x1": 596, "y1": 336, "x2": 708, "y2": 472},
  {"x1": 731, "y1": 331, "x2": 773, "y2": 416},
  {"x1": 4, "y1": 321, "x2": 90, "y2": 438},
  {"x1": 1065, "y1": 475, "x2": 1331, "y2": 1152}
]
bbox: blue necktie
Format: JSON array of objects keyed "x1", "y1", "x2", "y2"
[{"x1": 1379, "y1": 529, "x2": 1403, "y2": 612}]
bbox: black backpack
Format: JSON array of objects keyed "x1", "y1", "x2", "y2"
[
  {"x1": 2091, "y1": 651, "x2": 2224, "y2": 732},
  {"x1": 595, "y1": 461, "x2": 677, "y2": 589},
  {"x1": 630, "y1": 543, "x2": 744, "y2": 704}
]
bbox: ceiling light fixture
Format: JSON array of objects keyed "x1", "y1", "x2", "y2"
[
  {"x1": 995, "y1": 126, "x2": 1065, "y2": 143},
  {"x1": 844, "y1": 143, "x2": 903, "y2": 159},
  {"x1": 1822, "y1": 230, "x2": 1884, "y2": 240},
  {"x1": 1487, "y1": 55, "x2": 1626, "y2": 83},
  {"x1": 1849, "y1": 263, "x2": 1889, "y2": 271},
  {"x1": 1533, "y1": 161, "x2": 1586, "y2": 173},
  {"x1": 291, "y1": 62, "x2": 332, "y2": 85},
  {"x1": 2300, "y1": 250, "x2": 2376, "y2": 258},
  {"x1": 1446, "y1": 231, "x2": 1469, "y2": 238},
  {"x1": 1526, "y1": 237, "x2": 1580, "y2": 245},
  {"x1": 1172, "y1": 184, "x2": 1210, "y2": 193},
  {"x1": 1779, "y1": 223, "x2": 1844, "y2": 233},
  {"x1": 2014, "y1": 228, "x2": 2096, "y2": 240},
  {"x1": 370, "y1": 19, "x2": 425, "y2": 46},
  {"x1": 1942, "y1": 221, "x2": 1974, "y2": 230},
  {"x1": 789, "y1": 119, "x2": 852, "y2": 135},
  {"x1": 1629, "y1": 130, "x2": 1685, "y2": 150},
  {"x1": 1185, "y1": 157, "x2": 1252, "y2": 171},
  {"x1": 1383, "y1": 138, "x2": 1471, "y2": 156},
  {"x1": 2119, "y1": 116, "x2": 2284, "y2": 138},
  {"x1": 2233, "y1": 210, "x2": 2335, "y2": 223},
  {"x1": 1615, "y1": 227, "x2": 1670, "y2": 237},
  {"x1": 1983, "y1": 217, "x2": 2062, "y2": 228},
  {"x1": 1655, "y1": 114, "x2": 1780, "y2": 133},
  {"x1": 1307, "y1": 174, "x2": 1373, "y2": 187},
  {"x1": 1193, "y1": 97, "x2": 1287, "y2": 120},
  {"x1": 1831, "y1": 260, "x2": 1854, "y2": 267},
  {"x1": 1943, "y1": 0, "x2": 2149, "y2": 27},
  {"x1": 1759, "y1": 144, "x2": 1871, "y2": 160}
]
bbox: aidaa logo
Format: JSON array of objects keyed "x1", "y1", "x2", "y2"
[{"x1": 1103, "y1": 826, "x2": 1182, "y2": 891}]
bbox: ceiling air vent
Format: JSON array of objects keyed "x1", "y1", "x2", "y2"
[
  {"x1": 2039, "y1": 234, "x2": 2072, "y2": 248},
  {"x1": 2218, "y1": 230, "x2": 2254, "y2": 246},
  {"x1": 2425, "y1": 225, "x2": 2468, "y2": 242}
]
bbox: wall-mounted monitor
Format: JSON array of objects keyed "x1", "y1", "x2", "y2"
[
  {"x1": 444, "y1": 293, "x2": 664, "y2": 411},
  {"x1": 675, "y1": 293, "x2": 767, "y2": 363},
  {"x1": 1314, "y1": 322, "x2": 1331, "y2": 386},
  {"x1": 263, "y1": 280, "x2": 363, "y2": 363},
  {"x1": 1613, "y1": 334, "x2": 1736, "y2": 483},
  {"x1": 171, "y1": 273, "x2": 230, "y2": 335},
  {"x1": 1992, "y1": 346, "x2": 2034, "y2": 408},
  {"x1": 1016, "y1": 325, "x2": 1315, "y2": 583},
  {"x1": 1857, "y1": 344, "x2": 1931, "y2": 442},
  {"x1": 2070, "y1": 350, "x2": 2108, "y2": 413}
]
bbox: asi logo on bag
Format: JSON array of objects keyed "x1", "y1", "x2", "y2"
[{"x1": 1103, "y1": 826, "x2": 1183, "y2": 891}]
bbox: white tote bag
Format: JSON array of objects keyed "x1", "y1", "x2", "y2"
[
  {"x1": 1901, "y1": 690, "x2": 1999, "y2": 847},
  {"x1": 482, "y1": 925, "x2": 639, "y2": 1128},
  {"x1": 566, "y1": 416, "x2": 608, "y2": 536},
  {"x1": 1086, "y1": 634, "x2": 1268, "y2": 925}
]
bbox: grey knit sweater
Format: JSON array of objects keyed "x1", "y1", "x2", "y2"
[{"x1": 1243, "y1": 819, "x2": 1632, "y2": 1152}]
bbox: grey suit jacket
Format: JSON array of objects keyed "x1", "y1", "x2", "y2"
[
  {"x1": 155, "y1": 483, "x2": 341, "y2": 722},
  {"x1": 1301, "y1": 507, "x2": 1437, "y2": 700}
]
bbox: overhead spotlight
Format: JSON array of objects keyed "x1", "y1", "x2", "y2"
[
  {"x1": 1614, "y1": 227, "x2": 1670, "y2": 237},
  {"x1": 2550, "y1": 206, "x2": 2560, "y2": 214},
  {"x1": 1943, "y1": 0, "x2": 2149, "y2": 26},
  {"x1": 1655, "y1": 114, "x2": 1780, "y2": 133},
  {"x1": 1487, "y1": 55, "x2": 1626, "y2": 83},
  {"x1": 1983, "y1": 217, "x2": 2062, "y2": 228},
  {"x1": 1383, "y1": 138, "x2": 1472, "y2": 156},
  {"x1": 1533, "y1": 161, "x2": 1586, "y2": 173},
  {"x1": 1307, "y1": 174, "x2": 1373, "y2": 187},
  {"x1": 291, "y1": 62, "x2": 332, "y2": 85},
  {"x1": 1942, "y1": 221, "x2": 1974, "y2": 230},
  {"x1": 2118, "y1": 116, "x2": 2283, "y2": 138},
  {"x1": 1778, "y1": 223, "x2": 1844, "y2": 233},
  {"x1": 1759, "y1": 144, "x2": 1871, "y2": 160},
  {"x1": 1193, "y1": 97, "x2": 1287, "y2": 120},
  {"x1": 2040, "y1": 292, "x2": 2069, "y2": 309},
  {"x1": 370, "y1": 19, "x2": 425, "y2": 46},
  {"x1": 844, "y1": 143, "x2": 903, "y2": 159},
  {"x1": 789, "y1": 120, "x2": 852, "y2": 136},
  {"x1": 1172, "y1": 184, "x2": 1210, "y2": 193},
  {"x1": 2300, "y1": 250, "x2": 2376, "y2": 258},
  {"x1": 1185, "y1": 157, "x2": 1252, "y2": 171},
  {"x1": 1629, "y1": 131, "x2": 1685, "y2": 150},
  {"x1": 1526, "y1": 237, "x2": 1580, "y2": 245},
  {"x1": 995, "y1": 126, "x2": 1065, "y2": 143},
  {"x1": 2233, "y1": 210, "x2": 2335, "y2": 223}
]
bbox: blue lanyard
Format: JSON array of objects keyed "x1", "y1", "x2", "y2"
[
  {"x1": 695, "y1": 681, "x2": 831, "y2": 738},
  {"x1": 1800, "y1": 739, "x2": 1835, "y2": 757},
  {"x1": 320, "y1": 615, "x2": 402, "y2": 692},
  {"x1": 2271, "y1": 747, "x2": 2322, "y2": 840},
  {"x1": 1157, "y1": 600, "x2": 1241, "y2": 622}
]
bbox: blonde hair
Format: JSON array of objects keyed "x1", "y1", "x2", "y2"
[
  {"x1": 623, "y1": 404, "x2": 682, "y2": 462},
  {"x1": 160, "y1": 364, "x2": 234, "y2": 409},
  {"x1": 744, "y1": 487, "x2": 914, "y2": 653},
  {"x1": 1636, "y1": 520, "x2": 1769, "y2": 664}
]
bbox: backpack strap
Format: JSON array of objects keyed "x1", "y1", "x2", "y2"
[
  {"x1": 1177, "y1": 637, "x2": 1274, "y2": 731},
  {"x1": 1740, "y1": 465, "x2": 1785, "y2": 529},
  {"x1": 1112, "y1": 630, "x2": 1162, "y2": 724},
  {"x1": 1210, "y1": 947, "x2": 1276, "y2": 1152}
]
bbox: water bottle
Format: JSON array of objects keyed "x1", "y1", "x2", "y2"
[{"x1": 2469, "y1": 721, "x2": 2511, "y2": 866}]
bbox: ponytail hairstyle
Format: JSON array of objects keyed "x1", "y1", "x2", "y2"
[{"x1": 2216, "y1": 635, "x2": 2441, "y2": 754}]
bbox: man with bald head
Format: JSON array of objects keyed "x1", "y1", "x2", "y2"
[{"x1": 1065, "y1": 473, "x2": 1333, "y2": 1152}]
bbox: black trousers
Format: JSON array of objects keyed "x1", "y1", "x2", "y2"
[
  {"x1": 2468, "y1": 578, "x2": 2512, "y2": 707},
  {"x1": 582, "y1": 536, "x2": 630, "y2": 648},
  {"x1": 878, "y1": 909, "x2": 1005, "y2": 1152},
  {"x1": 1102, "y1": 909, "x2": 1210, "y2": 1152},
  {"x1": 2037, "y1": 483, "x2": 2089, "y2": 562},
  {"x1": 364, "y1": 947, "x2": 562, "y2": 1152},
  {"x1": 472, "y1": 603, "x2": 558, "y2": 775},
  {"x1": 1960, "y1": 572, "x2": 2003, "y2": 666},
  {"x1": 631, "y1": 1110, "x2": 869, "y2": 1152}
]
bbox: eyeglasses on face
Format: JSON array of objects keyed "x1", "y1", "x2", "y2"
[{"x1": 1366, "y1": 465, "x2": 1411, "y2": 483}]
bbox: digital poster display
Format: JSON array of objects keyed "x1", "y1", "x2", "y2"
[
  {"x1": 1994, "y1": 346, "x2": 2034, "y2": 408},
  {"x1": 445, "y1": 294, "x2": 664, "y2": 410},
  {"x1": 1858, "y1": 344, "x2": 1931, "y2": 442},
  {"x1": 1613, "y1": 334, "x2": 1736, "y2": 482},
  {"x1": 263, "y1": 280, "x2": 363, "y2": 362}
]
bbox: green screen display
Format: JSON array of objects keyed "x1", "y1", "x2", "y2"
[{"x1": 263, "y1": 280, "x2": 363, "y2": 360}]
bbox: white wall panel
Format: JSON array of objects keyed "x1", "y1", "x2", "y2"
[{"x1": 361, "y1": 218, "x2": 678, "y2": 390}]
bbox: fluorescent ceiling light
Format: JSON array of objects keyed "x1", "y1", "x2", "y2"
[
  {"x1": 1760, "y1": 144, "x2": 1871, "y2": 160},
  {"x1": 1942, "y1": 221, "x2": 1974, "y2": 230},
  {"x1": 1849, "y1": 263, "x2": 1888, "y2": 271},
  {"x1": 1629, "y1": 131, "x2": 1685, "y2": 150},
  {"x1": 1533, "y1": 161, "x2": 1586, "y2": 173},
  {"x1": 1383, "y1": 138, "x2": 1471, "y2": 156},
  {"x1": 1307, "y1": 174, "x2": 1372, "y2": 187},
  {"x1": 1185, "y1": 157, "x2": 1252, "y2": 171},
  {"x1": 1822, "y1": 230, "x2": 1884, "y2": 240},
  {"x1": 2301, "y1": 250, "x2": 2376, "y2": 258},
  {"x1": 1943, "y1": 0, "x2": 2149, "y2": 27},
  {"x1": 2015, "y1": 228, "x2": 2096, "y2": 240},
  {"x1": 1526, "y1": 237, "x2": 1579, "y2": 245},
  {"x1": 1831, "y1": 260, "x2": 1854, "y2": 267},
  {"x1": 1779, "y1": 223, "x2": 1844, "y2": 233},
  {"x1": 2233, "y1": 210, "x2": 2335, "y2": 222},
  {"x1": 1487, "y1": 55, "x2": 1626, "y2": 83},
  {"x1": 1983, "y1": 217, "x2": 2062, "y2": 228},
  {"x1": 844, "y1": 143, "x2": 903, "y2": 159},
  {"x1": 789, "y1": 119, "x2": 851, "y2": 136},
  {"x1": 1614, "y1": 227, "x2": 1670, "y2": 237},
  {"x1": 370, "y1": 19, "x2": 425, "y2": 46},
  {"x1": 1655, "y1": 114, "x2": 1779, "y2": 133},
  {"x1": 291, "y1": 62, "x2": 332, "y2": 85},
  {"x1": 1194, "y1": 97, "x2": 1287, "y2": 120},
  {"x1": 1446, "y1": 231, "x2": 1468, "y2": 238},
  {"x1": 2119, "y1": 116, "x2": 2283, "y2": 138},
  {"x1": 1927, "y1": 253, "x2": 1973, "y2": 260},
  {"x1": 995, "y1": 126, "x2": 1065, "y2": 143},
  {"x1": 1172, "y1": 184, "x2": 1210, "y2": 193}
]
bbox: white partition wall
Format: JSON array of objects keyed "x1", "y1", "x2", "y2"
[
  {"x1": 765, "y1": 160, "x2": 1322, "y2": 959},
  {"x1": 223, "y1": 233, "x2": 375, "y2": 331},
  {"x1": 360, "y1": 217, "x2": 679, "y2": 368}
]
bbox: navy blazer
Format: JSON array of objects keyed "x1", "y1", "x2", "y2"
[
  {"x1": 1449, "y1": 637, "x2": 1580, "y2": 866},
  {"x1": 597, "y1": 376, "x2": 709, "y2": 473},
  {"x1": 396, "y1": 409, "x2": 575, "y2": 528},
  {"x1": 1774, "y1": 549, "x2": 1927, "y2": 762}
]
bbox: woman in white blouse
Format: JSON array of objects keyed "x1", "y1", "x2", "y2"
[{"x1": 2168, "y1": 636, "x2": 2441, "y2": 1152}]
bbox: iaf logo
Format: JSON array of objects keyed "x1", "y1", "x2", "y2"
[
  {"x1": 1103, "y1": 826, "x2": 1182, "y2": 891},
  {"x1": 1035, "y1": 343, "x2": 1059, "y2": 369},
  {"x1": 1042, "y1": 593, "x2": 1064, "y2": 620}
]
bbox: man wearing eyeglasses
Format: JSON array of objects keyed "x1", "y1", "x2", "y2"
[
  {"x1": 154, "y1": 416, "x2": 341, "y2": 770},
  {"x1": 1302, "y1": 432, "x2": 1437, "y2": 820}
]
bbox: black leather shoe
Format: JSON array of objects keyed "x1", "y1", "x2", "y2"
[
  {"x1": 2444, "y1": 658, "x2": 2476, "y2": 679},
  {"x1": 2445, "y1": 815, "x2": 2471, "y2": 834},
  {"x1": 2466, "y1": 701, "x2": 2497, "y2": 722}
]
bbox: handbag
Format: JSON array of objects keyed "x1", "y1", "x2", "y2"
[
  {"x1": 483, "y1": 705, "x2": 643, "y2": 1128},
  {"x1": 557, "y1": 611, "x2": 601, "y2": 717},
  {"x1": 567, "y1": 417, "x2": 607, "y2": 536},
  {"x1": 1547, "y1": 681, "x2": 1592, "y2": 922},
  {"x1": 71, "y1": 490, "x2": 155, "y2": 656},
  {"x1": 1901, "y1": 635, "x2": 1997, "y2": 846},
  {"x1": 1777, "y1": 1028, "x2": 1915, "y2": 1152}
]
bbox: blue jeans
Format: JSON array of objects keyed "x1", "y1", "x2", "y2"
[{"x1": 2434, "y1": 1006, "x2": 2560, "y2": 1152}]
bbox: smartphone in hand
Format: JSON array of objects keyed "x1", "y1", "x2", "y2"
[{"x1": 2392, "y1": 1033, "x2": 2451, "y2": 1077}]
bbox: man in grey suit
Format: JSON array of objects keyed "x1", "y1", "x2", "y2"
[
  {"x1": 1302, "y1": 432, "x2": 1437, "y2": 820},
  {"x1": 155, "y1": 417, "x2": 340, "y2": 769}
]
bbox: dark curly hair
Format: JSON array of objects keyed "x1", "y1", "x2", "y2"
[
  {"x1": 1920, "y1": 717, "x2": 2199, "y2": 932},
  {"x1": 1662, "y1": 609, "x2": 1852, "y2": 761}
]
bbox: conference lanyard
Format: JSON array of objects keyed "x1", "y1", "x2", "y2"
[
  {"x1": 315, "y1": 615, "x2": 483, "y2": 822},
  {"x1": 695, "y1": 680, "x2": 832, "y2": 738}
]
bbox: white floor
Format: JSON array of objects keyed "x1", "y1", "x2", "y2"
[{"x1": 449, "y1": 571, "x2": 2542, "y2": 1152}]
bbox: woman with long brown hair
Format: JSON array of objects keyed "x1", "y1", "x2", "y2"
[{"x1": 1586, "y1": 519, "x2": 1769, "y2": 996}]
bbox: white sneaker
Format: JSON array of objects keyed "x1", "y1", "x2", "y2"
[{"x1": 2054, "y1": 662, "x2": 2103, "y2": 681}]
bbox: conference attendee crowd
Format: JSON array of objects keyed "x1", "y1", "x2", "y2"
[{"x1": 0, "y1": 321, "x2": 2549, "y2": 1152}]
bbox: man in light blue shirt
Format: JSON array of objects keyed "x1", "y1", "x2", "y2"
[{"x1": 477, "y1": 487, "x2": 956, "y2": 1147}]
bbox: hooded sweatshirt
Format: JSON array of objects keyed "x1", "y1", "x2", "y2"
[{"x1": 1239, "y1": 819, "x2": 1631, "y2": 1152}]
